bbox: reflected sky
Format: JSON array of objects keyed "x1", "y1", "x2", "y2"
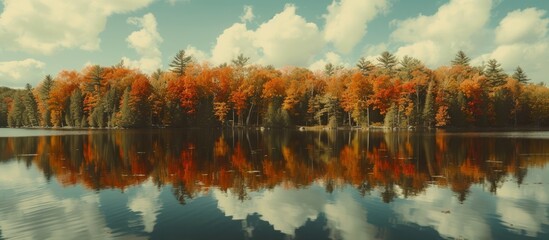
[{"x1": 1, "y1": 129, "x2": 549, "y2": 239}]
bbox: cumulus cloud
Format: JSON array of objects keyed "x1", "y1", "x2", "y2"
[
  {"x1": 0, "y1": 59, "x2": 46, "y2": 88},
  {"x1": 214, "y1": 185, "x2": 326, "y2": 235},
  {"x1": 309, "y1": 51, "x2": 345, "y2": 71},
  {"x1": 495, "y1": 168, "x2": 549, "y2": 237},
  {"x1": 390, "y1": 0, "x2": 492, "y2": 67},
  {"x1": 254, "y1": 4, "x2": 324, "y2": 67},
  {"x1": 474, "y1": 8, "x2": 549, "y2": 83},
  {"x1": 214, "y1": 184, "x2": 376, "y2": 239},
  {"x1": 0, "y1": 162, "x2": 118, "y2": 239},
  {"x1": 122, "y1": 13, "x2": 163, "y2": 73},
  {"x1": 324, "y1": 192, "x2": 377, "y2": 240},
  {"x1": 240, "y1": 5, "x2": 255, "y2": 23},
  {"x1": 495, "y1": 8, "x2": 549, "y2": 45},
  {"x1": 128, "y1": 178, "x2": 162, "y2": 233},
  {"x1": 185, "y1": 45, "x2": 210, "y2": 63},
  {"x1": 392, "y1": 186, "x2": 492, "y2": 240},
  {"x1": 0, "y1": 0, "x2": 154, "y2": 54},
  {"x1": 210, "y1": 23, "x2": 259, "y2": 65},
  {"x1": 210, "y1": 4, "x2": 323, "y2": 67},
  {"x1": 323, "y1": 0, "x2": 388, "y2": 53}
]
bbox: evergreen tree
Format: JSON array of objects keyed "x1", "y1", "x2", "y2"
[
  {"x1": 103, "y1": 88, "x2": 119, "y2": 127},
  {"x1": 118, "y1": 87, "x2": 134, "y2": 128},
  {"x1": 512, "y1": 66, "x2": 529, "y2": 83},
  {"x1": 23, "y1": 84, "x2": 39, "y2": 127},
  {"x1": 169, "y1": 50, "x2": 192, "y2": 76},
  {"x1": 7, "y1": 93, "x2": 24, "y2": 127},
  {"x1": 324, "y1": 63, "x2": 335, "y2": 77},
  {"x1": 39, "y1": 75, "x2": 54, "y2": 127},
  {"x1": 377, "y1": 51, "x2": 397, "y2": 74},
  {"x1": 399, "y1": 56, "x2": 421, "y2": 81},
  {"x1": 356, "y1": 57, "x2": 374, "y2": 76},
  {"x1": 451, "y1": 50, "x2": 471, "y2": 66},
  {"x1": 485, "y1": 59, "x2": 507, "y2": 88},
  {"x1": 87, "y1": 65, "x2": 104, "y2": 93},
  {"x1": 231, "y1": 53, "x2": 249, "y2": 68},
  {"x1": 70, "y1": 89, "x2": 83, "y2": 127}
]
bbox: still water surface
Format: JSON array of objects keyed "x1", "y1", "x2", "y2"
[{"x1": 0, "y1": 128, "x2": 548, "y2": 239}]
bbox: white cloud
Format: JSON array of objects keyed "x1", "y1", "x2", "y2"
[
  {"x1": 210, "y1": 4, "x2": 323, "y2": 67},
  {"x1": 393, "y1": 40, "x2": 442, "y2": 66},
  {"x1": 495, "y1": 168, "x2": 549, "y2": 237},
  {"x1": 214, "y1": 185, "x2": 327, "y2": 236},
  {"x1": 185, "y1": 45, "x2": 209, "y2": 63},
  {"x1": 474, "y1": 8, "x2": 549, "y2": 83},
  {"x1": 392, "y1": 186, "x2": 492, "y2": 240},
  {"x1": 0, "y1": 59, "x2": 46, "y2": 88},
  {"x1": 254, "y1": 4, "x2": 324, "y2": 67},
  {"x1": 0, "y1": 0, "x2": 154, "y2": 54},
  {"x1": 128, "y1": 178, "x2": 162, "y2": 233},
  {"x1": 309, "y1": 51, "x2": 345, "y2": 71},
  {"x1": 214, "y1": 184, "x2": 376, "y2": 239},
  {"x1": 495, "y1": 8, "x2": 549, "y2": 45},
  {"x1": 0, "y1": 161, "x2": 119, "y2": 240},
  {"x1": 324, "y1": 192, "x2": 377, "y2": 240},
  {"x1": 240, "y1": 5, "x2": 255, "y2": 23},
  {"x1": 123, "y1": 13, "x2": 163, "y2": 73},
  {"x1": 210, "y1": 23, "x2": 259, "y2": 65},
  {"x1": 390, "y1": 0, "x2": 492, "y2": 67},
  {"x1": 324, "y1": 0, "x2": 388, "y2": 53}
]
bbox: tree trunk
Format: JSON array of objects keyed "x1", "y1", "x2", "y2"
[
  {"x1": 348, "y1": 112, "x2": 352, "y2": 127},
  {"x1": 246, "y1": 103, "x2": 254, "y2": 126},
  {"x1": 367, "y1": 107, "x2": 370, "y2": 128}
]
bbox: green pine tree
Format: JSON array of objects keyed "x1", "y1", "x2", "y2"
[
  {"x1": 169, "y1": 50, "x2": 193, "y2": 76},
  {"x1": 512, "y1": 66, "x2": 529, "y2": 83},
  {"x1": 377, "y1": 51, "x2": 398, "y2": 74},
  {"x1": 451, "y1": 50, "x2": 471, "y2": 66},
  {"x1": 485, "y1": 59, "x2": 507, "y2": 88},
  {"x1": 70, "y1": 89, "x2": 83, "y2": 127},
  {"x1": 118, "y1": 87, "x2": 134, "y2": 128}
]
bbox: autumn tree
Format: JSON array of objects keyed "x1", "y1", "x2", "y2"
[{"x1": 129, "y1": 74, "x2": 153, "y2": 127}]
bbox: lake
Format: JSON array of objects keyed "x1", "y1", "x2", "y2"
[{"x1": 0, "y1": 128, "x2": 548, "y2": 239}]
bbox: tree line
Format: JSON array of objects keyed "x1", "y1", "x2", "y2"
[{"x1": 1, "y1": 50, "x2": 548, "y2": 129}]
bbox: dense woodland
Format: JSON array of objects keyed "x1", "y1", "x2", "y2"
[{"x1": 1, "y1": 50, "x2": 549, "y2": 129}]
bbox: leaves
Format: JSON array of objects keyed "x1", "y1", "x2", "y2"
[{"x1": 4, "y1": 51, "x2": 549, "y2": 129}]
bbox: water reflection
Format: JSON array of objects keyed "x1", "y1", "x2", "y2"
[
  {"x1": 2, "y1": 130, "x2": 547, "y2": 202},
  {"x1": 0, "y1": 129, "x2": 548, "y2": 239}
]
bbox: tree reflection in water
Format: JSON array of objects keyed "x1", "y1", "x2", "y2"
[{"x1": 1, "y1": 129, "x2": 548, "y2": 204}]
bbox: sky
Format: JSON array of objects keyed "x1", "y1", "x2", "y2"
[{"x1": 0, "y1": 0, "x2": 548, "y2": 88}]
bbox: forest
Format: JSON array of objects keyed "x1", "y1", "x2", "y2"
[{"x1": 1, "y1": 50, "x2": 549, "y2": 129}]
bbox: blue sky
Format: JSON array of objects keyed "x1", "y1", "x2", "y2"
[{"x1": 0, "y1": 0, "x2": 548, "y2": 88}]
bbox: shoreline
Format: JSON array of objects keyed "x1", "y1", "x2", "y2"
[{"x1": 4, "y1": 125, "x2": 549, "y2": 132}]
